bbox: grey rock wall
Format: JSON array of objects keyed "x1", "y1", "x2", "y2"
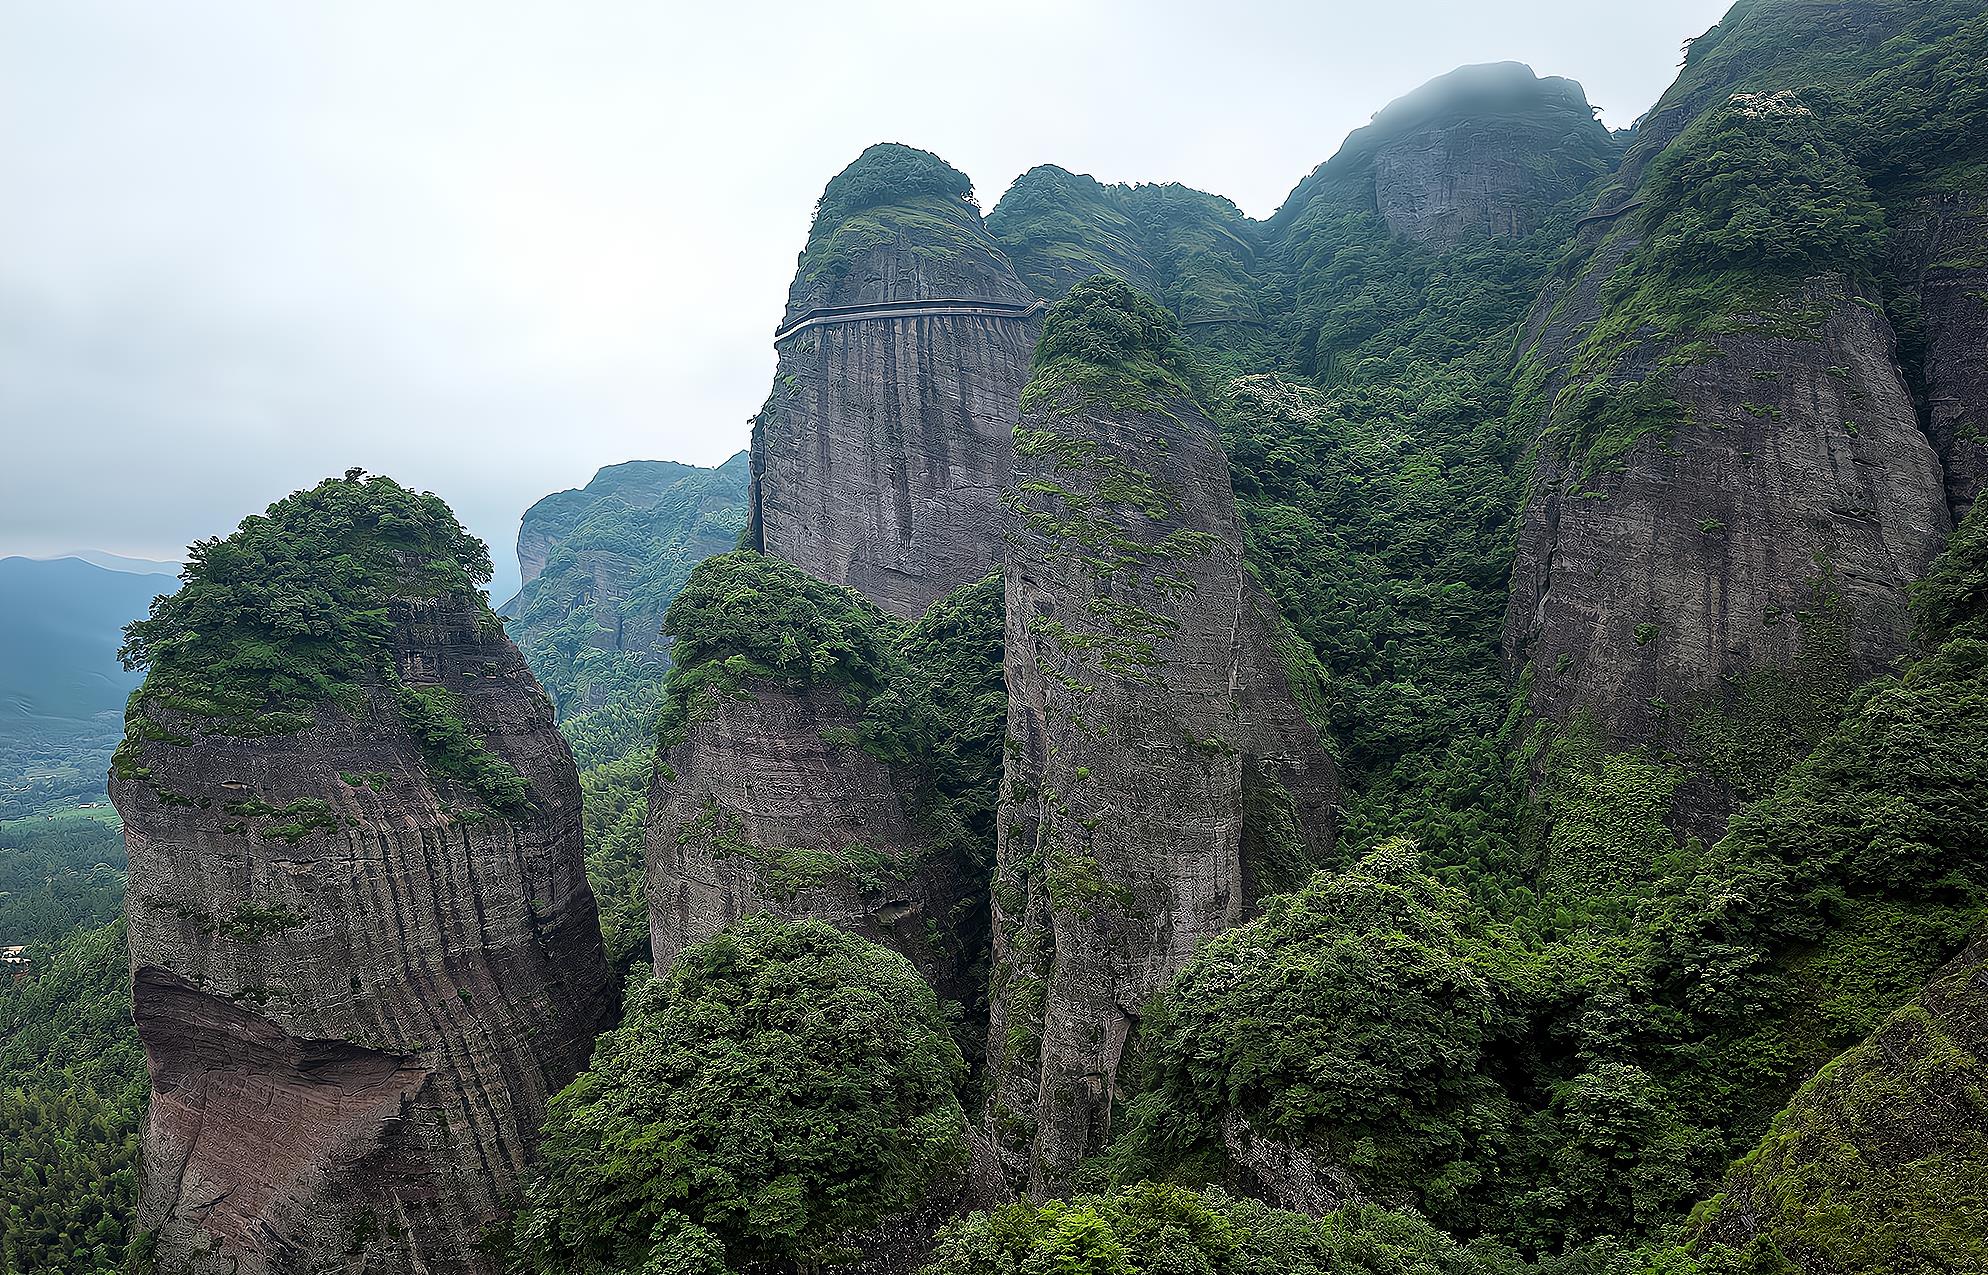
[
  {"x1": 987, "y1": 381, "x2": 1336, "y2": 1196},
  {"x1": 1505, "y1": 275, "x2": 1951, "y2": 835},
  {"x1": 115, "y1": 592, "x2": 611, "y2": 1275},
  {"x1": 645, "y1": 680, "x2": 981, "y2": 1009}
]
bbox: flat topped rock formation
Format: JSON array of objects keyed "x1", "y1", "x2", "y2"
[{"x1": 751, "y1": 143, "x2": 1039, "y2": 620}]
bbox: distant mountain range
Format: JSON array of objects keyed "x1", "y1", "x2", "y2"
[{"x1": 0, "y1": 556, "x2": 168, "y2": 727}]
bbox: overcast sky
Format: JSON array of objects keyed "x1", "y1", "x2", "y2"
[{"x1": 0, "y1": 0, "x2": 1732, "y2": 600}]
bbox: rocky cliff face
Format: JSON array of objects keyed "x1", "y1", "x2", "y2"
[
  {"x1": 642, "y1": 551, "x2": 1001, "y2": 1029},
  {"x1": 1690, "y1": 933, "x2": 1988, "y2": 1272},
  {"x1": 1506, "y1": 272, "x2": 1952, "y2": 832},
  {"x1": 113, "y1": 479, "x2": 610, "y2": 1275},
  {"x1": 1500, "y1": 25, "x2": 1982, "y2": 837},
  {"x1": 750, "y1": 144, "x2": 1039, "y2": 619},
  {"x1": 646, "y1": 678, "x2": 980, "y2": 1007},
  {"x1": 1895, "y1": 191, "x2": 1988, "y2": 521},
  {"x1": 986, "y1": 281, "x2": 1337, "y2": 1196},
  {"x1": 1272, "y1": 62, "x2": 1617, "y2": 250},
  {"x1": 502, "y1": 453, "x2": 748, "y2": 717}
]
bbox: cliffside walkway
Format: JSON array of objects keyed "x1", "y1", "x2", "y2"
[{"x1": 774, "y1": 296, "x2": 1048, "y2": 344}]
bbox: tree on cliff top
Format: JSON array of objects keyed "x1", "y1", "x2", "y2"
[
  {"x1": 812, "y1": 142, "x2": 975, "y2": 234},
  {"x1": 118, "y1": 471, "x2": 492, "y2": 736},
  {"x1": 508, "y1": 917, "x2": 969, "y2": 1274}
]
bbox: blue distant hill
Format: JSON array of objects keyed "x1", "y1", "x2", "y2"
[
  {"x1": 0, "y1": 556, "x2": 167, "y2": 726},
  {"x1": 0, "y1": 556, "x2": 171, "y2": 815}
]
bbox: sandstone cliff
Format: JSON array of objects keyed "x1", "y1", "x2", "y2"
[
  {"x1": 1506, "y1": 271, "x2": 1951, "y2": 833},
  {"x1": 986, "y1": 280, "x2": 1337, "y2": 1196},
  {"x1": 750, "y1": 143, "x2": 1039, "y2": 619},
  {"x1": 1271, "y1": 62, "x2": 1617, "y2": 251},
  {"x1": 113, "y1": 476, "x2": 610, "y2": 1275},
  {"x1": 1895, "y1": 190, "x2": 1988, "y2": 521},
  {"x1": 644, "y1": 552, "x2": 1001, "y2": 1020},
  {"x1": 1500, "y1": 14, "x2": 1981, "y2": 837}
]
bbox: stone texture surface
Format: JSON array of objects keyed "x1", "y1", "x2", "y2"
[
  {"x1": 987, "y1": 386, "x2": 1338, "y2": 1197},
  {"x1": 1273, "y1": 61, "x2": 1616, "y2": 250},
  {"x1": 1505, "y1": 275, "x2": 1953, "y2": 834},
  {"x1": 1894, "y1": 191, "x2": 1988, "y2": 522},
  {"x1": 752, "y1": 164, "x2": 1038, "y2": 620},
  {"x1": 645, "y1": 681, "x2": 982, "y2": 1010},
  {"x1": 1692, "y1": 934, "x2": 1988, "y2": 1272},
  {"x1": 115, "y1": 592, "x2": 611, "y2": 1275}
]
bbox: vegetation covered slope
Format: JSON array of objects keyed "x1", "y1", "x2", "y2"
[
  {"x1": 507, "y1": 918, "x2": 969, "y2": 1275},
  {"x1": 501, "y1": 455, "x2": 751, "y2": 970},
  {"x1": 0, "y1": 921, "x2": 142, "y2": 1275}
]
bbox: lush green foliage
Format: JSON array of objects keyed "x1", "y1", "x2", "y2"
[
  {"x1": 0, "y1": 921, "x2": 143, "y2": 1275},
  {"x1": 656, "y1": 549, "x2": 913, "y2": 750},
  {"x1": 1021, "y1": 275, "x2": 1206, "y2": 417},
  {"x1": 925, "y1": 1182, "x2": 1524, "y2": 1275},
  {"x1": 116, "y1": 471, "x2": 528, "y2": 813},
  {"x1": 991, "y1": 167, "x2": 1270, "y2": 346},
  {"x1": 814, "y1": 143, "x2": 976, "y2": 233},
  {"x1": 1641, "y1": 92, "x2": 1885, "y2": 278},
  {"x1": 119, "y1": 471, "x2": 491, "y2": 734},
  {"x1": 510, "y1": 919, "x2": 968, "y2": 1273},
  {"x1": 1682, "y1": 939, "x2": 1988, "y2": 1275},
  {"x1": 796, "y1": 144, "x2": 995, "y2": 303},
  {"x1": 1114, "y1": 844, "x2": 1506, "y2": 1223},
  {"x1": 507, "y1": 455, "x2": 747, "y2": 725},
  {"x1": 0, "y1": 810, "x2": 124, "y2": 946},
  {"x1": 577, "y1": 746, "x2": 654, "y2": 973}
]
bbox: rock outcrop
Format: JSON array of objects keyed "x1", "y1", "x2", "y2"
[
  {"x1": 646, "y1": 678, "x2": 980, "y2": 1006},
  {"x1": 750, "y1": 144, "x2": 1039, "y2": 619},
  {"x1": 1506, "y1": 272, "x2": 1952, "y2": 833},
  {"x1": 501, "y1": 453, "x2": 748, "y2": 717},
  {"x1": 114, "y1": 476, "x2": 611, "y2": 1275},
  {"x1": 1502, "y1": 75, "x2": 1965, "y2": 838},
  {"x1": 643, "y1": 552, "x2": 1001, "y2": 1018},
  {"x1": 1896, "y1": 191, "x2": 1988, "y2": 521},
  {"x1": 1690, "y1": 933, "x2": 1988, "y2": 1273},
  {"x1": 986, "y1": 281, "x2": 1337, "y2": 1195},
  {"x1": 1271, "y1": 62, "x2": 1617, "y2": 250}
]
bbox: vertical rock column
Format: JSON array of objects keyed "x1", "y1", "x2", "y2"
[
  {"x1": 114, "y1": 484, "x2": 611, "y2": 1275},
  {"x1": 986, "y1": 281, "x2": 1337, "y2": 1195},
  {"x1": 750, "y1": 143, "x2": 1039, "y2": 619}
]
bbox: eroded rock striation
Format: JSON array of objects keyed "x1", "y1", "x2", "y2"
[
  {"x1": 113, "y1": 475, "x2": 610, "y2": 1275},
  {"x1": 749, "y1": 143, "x2": 1039, "y2": 620},
  {"x1": 986, "y1": 280, "x2": 1337, "y2": 1195},
  {"x1": 1506, "y1": 273, "x2": 1951, "y2": 832},
  {"x1": 644, "y1": 553, "x2": 1001, "y2": 1016},
  {"x1": 1502, "y1": 78, "x2": 1965, "y2": 837}
]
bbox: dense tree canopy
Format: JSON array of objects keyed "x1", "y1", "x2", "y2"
[{"x1": 509, "y1": 919, "x2": 968, "y2": 1274}]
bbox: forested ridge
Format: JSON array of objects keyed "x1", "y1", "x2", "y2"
[{"x1": 7, "y1": 3, "x2": 1988, "y2": 1274}]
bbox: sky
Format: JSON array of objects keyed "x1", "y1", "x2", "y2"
[{"x1": 0, "y1": 0, "x2": 1734, "y2": 602}]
